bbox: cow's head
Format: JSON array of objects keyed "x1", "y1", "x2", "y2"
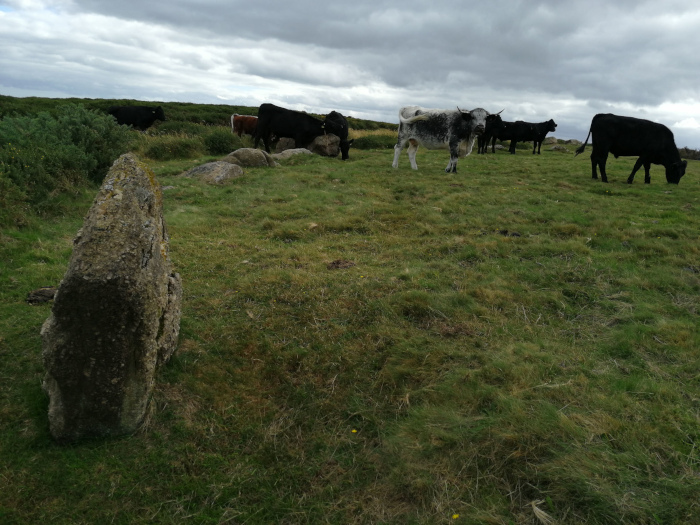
[
  {"x1": 546, "y1": 119, "x2": 557, "y2": 132},
  {"x1": 666, "y1": 160, "x2": 687, "y2": 184},
  {"x1": 154, "y1": 106, "x2": 166, "y2": 122},
  {"x1": 324, "y1": 111, "x2": 353, "y2": 160},
  {"x1": 485, "y1": 110, "x2": 505, "y2": 131},
  {"x1": 458, "y1": 107, "x2": 489, "y2": 135}
]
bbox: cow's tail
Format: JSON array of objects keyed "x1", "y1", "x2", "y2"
[
  {"x1": 574, "y1": 128, "x2": 592, "y2": 156},
  {"x1": 398, "y1": 111, "x2": 430, "y2": 125}
]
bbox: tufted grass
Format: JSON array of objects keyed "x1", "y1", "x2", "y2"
[{"x1": 1, "y1": 146, "x2": 699, "y2": 524}]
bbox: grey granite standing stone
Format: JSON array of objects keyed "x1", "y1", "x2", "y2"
[{"x1": 41, "y1": 153, "x2": 182, "y2": 443}]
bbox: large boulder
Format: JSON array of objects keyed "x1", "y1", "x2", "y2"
[
  {"x1": 181, "y1": 161, "x2": 243, "y2": 184},
  {"x1": 275, "y1": 138, "x2": 297, "y2": 153},
  {"x1": 223, "y1": 148, "x2": 279, "y2": 168},
  {"x1": 271, "y1": 148, "x2": 313, "y2": 161},
  {"x1": 41, "y1": 153, "x2": 182, "y2": 443},
  {"x1": 307, "y1": 133, "x2": 341, "y2": 157}
]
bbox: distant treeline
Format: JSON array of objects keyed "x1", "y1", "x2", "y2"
[
  {"x1": 0, "y1": 94, "x2": 397, "y2": 131},
  {"x1": 678, "y1": 147, "x2": 700, "y2": 161}
]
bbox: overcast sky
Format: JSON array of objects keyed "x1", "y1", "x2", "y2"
[{"x1": 2, "y1": 0, "x2": 699, "y2": 146}]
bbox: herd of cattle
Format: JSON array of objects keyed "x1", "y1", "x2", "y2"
[{"x1": 107, "y1": 103, "x2": 688, "y2": 185}]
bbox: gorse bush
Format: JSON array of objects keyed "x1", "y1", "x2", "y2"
[{"x1": 0, "y1": 104, "x2": 133, "y2": 226}]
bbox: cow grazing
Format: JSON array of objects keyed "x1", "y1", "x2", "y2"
[
  {"x1": 575, "y1": 113, "x2": 687, "y2": 184},
  {"x1": 477, "y1": 111, "x2": 505, "y2": 154},
  {"x1": 107, "y1": 105, "x2": 166, "y2": 130},
  {"x1": 505, "y1": 119, "x2": 557, "y2": 154},
  {"x1": 231, "y1": 114, "x2": 258, "y2": 137},
  {"x1": 323, "y1": 111, "x2": 353, "y2": 159},
  {"x1": 254, "y1": 103, "x2": 353, "y2": 160},
  {"x1": 392, "y1": 106, "x2": 490, "y2": 172}
]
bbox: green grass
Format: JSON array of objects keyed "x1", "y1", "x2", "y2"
[{"x1": 2, "y1": 145, "x2": 700, "y2": 524}]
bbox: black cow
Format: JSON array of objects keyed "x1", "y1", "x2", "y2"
[
  {"x1": 575, "y1": 113, "x2": 687, "y2": 184},
  {"x1": 506, "y1": 119, "x2": 557, "y2": 154},
  {"x1": 253, "y1": 103, "x2": 353, "y2": 160},
  {"x1": 477, "y1": 112, "x2": 506, "y2": 154},
  {"x1": 324, "y1": 110, "x2": 353, "y2": 160},
  {"x1": 478, "y1": 120, "x2": 519, "y2": 154},
  {"x1": 107, "y1": 105, "x2": 166, "y2": 130}
]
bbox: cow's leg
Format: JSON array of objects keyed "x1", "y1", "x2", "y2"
[
  {"x1": 627, "y1": 157, "x2": 645, "y2": 184},
  {"x1": 407, "y1": 140, "x2": 419, "y2": 170},
  {"x1": 445, "y1": 155, "x2": 458, "y2": 173},
  {"x1": 261, "y1": 132, "x2": 272, "y2": 153},
  {"x1": 293, "y1": 134, "x2": 304, "y2": 150},
  {"x1": 598, "y1": 158, "x2": 609, "y2": 183},
  {"x1": 491, "y1": 136, "x2": 497, "y2": 153},
  {"x1": 392, "y1": 139, "x2": 407, "y2": 168},
  {"x1": 509, "y1": 140, "x2": 516, "y2": 154},
  {"x1": 590, "y1": 157, "x2": 598, "y2": 179},
  {"x1": 643, "y1": 161, "x2": 652, "y2": 184},
  {"x1": 590, "y1": 150, "x2": 608, "y2": 182},
  {"x1": 478, "y1": 135, "x2": 488, "y2": 154},
  {"x1": 532, "y1": 141, "x2": 537, "y2": 154},
  {"x1": 446, "y1": 142, "x2": 460, "y2": 172}
]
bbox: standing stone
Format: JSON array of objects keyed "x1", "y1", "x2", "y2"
[{"x1": 41, "y1": 153, "x2": 182, "y2": 443}]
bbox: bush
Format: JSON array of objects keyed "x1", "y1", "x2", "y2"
[
  {"x1": 204, "y1": 128, "x2": 239, "y2": 155},
  {"x1": 0, "y1": 104, "x2": 133, "y2": 225},
  {"x1": 678, "y1": 147, "x2": 700, "y2": 161}
]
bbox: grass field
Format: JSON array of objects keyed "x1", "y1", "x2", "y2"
[{"x1": 1, "y1": 141, "x2": 699, "y2": 524}]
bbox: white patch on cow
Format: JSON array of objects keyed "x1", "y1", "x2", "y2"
[{"x1": 392, "y1": 106, "x2": 489, "y2": 172}]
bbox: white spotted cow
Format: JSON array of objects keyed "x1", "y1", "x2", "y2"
[{"x1": 392, "y1": 106, "x2": 491, "y2": 172}]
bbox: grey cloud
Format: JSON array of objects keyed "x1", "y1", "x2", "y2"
[{"x1": 2, "y1": 0, "x2": 699, "y2": 146}]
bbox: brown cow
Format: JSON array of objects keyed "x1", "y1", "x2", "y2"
[{"x1": 231, "y1": 114, "x2": 258, "y2": 137}]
